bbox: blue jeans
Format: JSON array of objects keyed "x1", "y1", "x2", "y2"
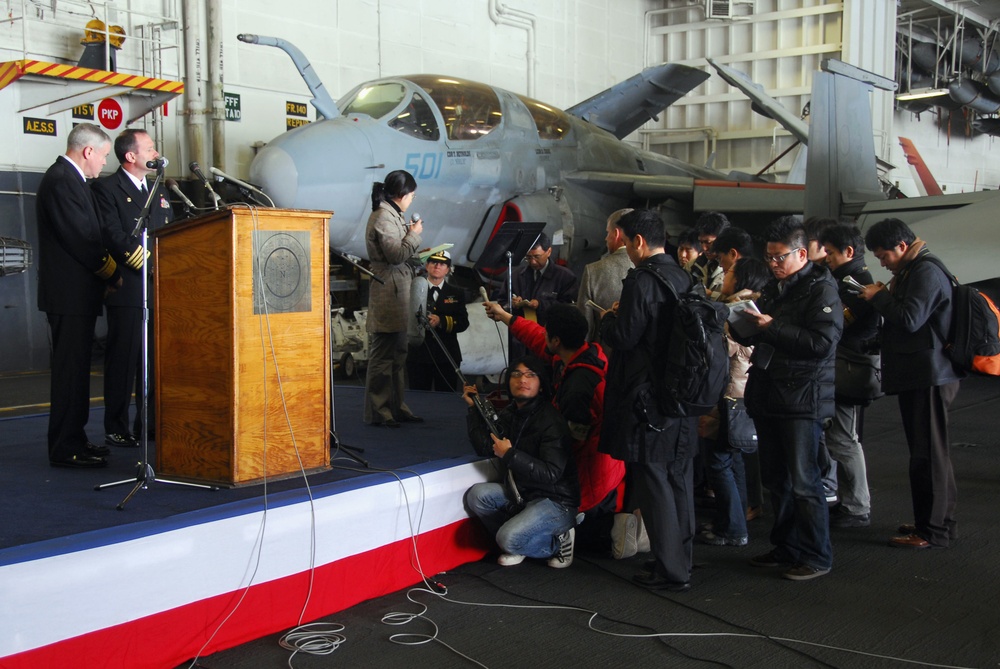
[
  {"x1": 754, "y1": 417, "x2": 832, "y2": 570},
  {"x1": 707, "y1": 447, "x2": 749, "y2": 539},
  {"x1": 465, "y1": 482, "x2": 576, "y2": 558}
]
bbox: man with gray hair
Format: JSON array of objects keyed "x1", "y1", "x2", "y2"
[
  {"x1": 36, "y1": 122, "x2": 121, "y2": 468},
  {"x1": 576, "y1": 208, "x2": 634, "y2": 343}
]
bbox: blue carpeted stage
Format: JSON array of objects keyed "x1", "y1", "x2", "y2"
[{"x1": 0, "y1": 385, "x2": 493, "y2": 668}]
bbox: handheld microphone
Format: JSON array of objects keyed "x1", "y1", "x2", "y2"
[
  {"x1": 189, "y1": 161, "x2": 221, "y2": 209},
  {"x1": 409, "y1": 213, "x2": 421, "y2": 227},
  {"x1": 209, "y1": 166, "x2": 275, "y2": 207},
  {"x1": 146, "y1": 157, "x2": 169, "y2": 169},
  {"x1": 166, "y1": 178, "x2": 196, "y2": 211},
  {"x1": 479, "y1": 286, "x2": 491, "y2": 303}
]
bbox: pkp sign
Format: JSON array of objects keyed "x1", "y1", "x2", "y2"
[{"x1": 97, "y1": 98, "x2": 124, "y2": 130}]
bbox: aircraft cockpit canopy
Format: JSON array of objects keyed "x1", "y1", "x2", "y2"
[
  {"x1": 408, "y1": 75, "x2": 503, "y2": 141},
  {"x1": 516, "y1": 95, "x2": 572, "y2": 141},
  {"x1": 339, "y1": 75, "x2": 571, "y2": 144},
  {"x1": 339, "y1": 75, "x2": 504, "y2": 142}
]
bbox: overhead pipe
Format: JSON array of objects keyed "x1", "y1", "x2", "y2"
[
  {"x1": 955, "y1": 36, "x2": 1000, "y2": 75},
  {"x1": 488, "y1": 0, "x2": 536, "y2": 97},
  {"x1": 181, "y1": 0, "x2": 208, "y2": 175},
  {"x1": 948, "y1": 78, "x2": 1000, "y2": 114},
  {"x1": 208, "y1": 1, "x2": 225, "y2": 171}
]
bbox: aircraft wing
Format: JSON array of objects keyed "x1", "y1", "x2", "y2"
[
  {"x1": 707, "y1": 58, "x2": 810, "y2": 145},
  {"x1": 565, "y1": 171, "x2": 804, "y2": 213},
  {"x1": 857, "y1": 190, "x2": 1000, "y2": 285},
  {"x1": 566, "y1": 64, "x2": 710, "y2": 140}
]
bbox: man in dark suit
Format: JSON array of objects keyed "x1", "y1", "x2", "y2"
[
  {"x1": 500, "y1": 232, "x2": 578, "y2": 326},
  {"x1": 36, "y1": 123, "x2": 122, "y2": 468},
  {"x1": 496, "y1": 232, "x2": 578, "y2": 361},
  {"x1": 861, "y1": 218, "x2": 963, "y2": 550},
  {"x1": 92, "y1": 128, "x2": 173, "y2": 447},
  {"x1": 407, "y1": 250, "x2": 469, "y2": 391}
]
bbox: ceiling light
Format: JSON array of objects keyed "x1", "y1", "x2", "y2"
[{"x1": 895, "y1": 87, "x2": 950, "y2": 101}]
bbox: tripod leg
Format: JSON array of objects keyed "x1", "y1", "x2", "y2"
[
  {"x1": 331, "y1": 431, "x2": 370, "y2": 468},
  {"x1": 116, "y1": 463, "x2": 153, "y2": 510}
]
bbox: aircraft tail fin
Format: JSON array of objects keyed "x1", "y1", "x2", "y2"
[
  {"x1": 567, "y1": 64, "x2": 709, "y2": 140},
  {"x1": 804, "y1": 61, "x2": 893, "y2": 219},
  {"x1": 899, "y1": 137, "x2": 944, "y2": 196},
  {"x1": 712, "y1": 58, "x2": 893, "y2": 219},
  {"x1": 238, "y1": 34, "x2": 341, "y2": 120}
]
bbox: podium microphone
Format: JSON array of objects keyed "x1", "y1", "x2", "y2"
[
  {"x1": 209, "y1": 166, "x2": 276, "y2": 207},
  {"x1": 146, "y1": 157, "x2": 169, "y2": 170},
  {"x1": 189, "y1": 161, "x2": 221, "y2": 209},
  {"x1": 166, "y1": 178, "x2": 197, "y2": 213}
]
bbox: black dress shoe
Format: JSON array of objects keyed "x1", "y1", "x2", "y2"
[
  {"x1": 105, "y1": 432, "x2": 138, "y2": 448},
  {"x1": 632, "y1": 571, "x2": 690, "y2": 592},
  {"x1": 50, "y1": 454, "x2": 109, "y2": 469},
  {"x1": 85, "y1": 442, "x2": 111, "y2": 456},
  {"x1": 399, "y1": 414, "x2": 424, "y2": 423}
]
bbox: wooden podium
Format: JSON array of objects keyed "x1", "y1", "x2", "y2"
[{"x1": 153, "y1": 207, "x2": 331, "y2": 486}]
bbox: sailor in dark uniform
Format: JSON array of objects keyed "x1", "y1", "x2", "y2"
[
  {"x1": 36, "y1": 123, "x2": 121, "y2": 468},
  {"x1": 92, "y1": 128, "x2": 173, "y2": 447},
  {"x1": 407, "y1": 250, "x2": 469, "y2": 391}
]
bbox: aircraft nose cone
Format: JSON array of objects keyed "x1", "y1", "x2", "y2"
[
  {"x1": 248, "y1": 121, "x2": 376, "y2": 253},
  {"x1": 250, "y1": 146, "x2": 299, "y2": 207}
]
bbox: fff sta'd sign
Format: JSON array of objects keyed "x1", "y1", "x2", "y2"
[{"x1": 97, "y1": 98, "x2": 124, "y2": 129}]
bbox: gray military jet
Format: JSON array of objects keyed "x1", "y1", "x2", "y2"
[{"x1": 240, "y1": 34, "x2": 803, "y2": 274}]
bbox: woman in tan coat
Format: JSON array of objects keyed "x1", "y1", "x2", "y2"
[{"x1": 364, "y1": 170, "x2": 424, "y2": 427}]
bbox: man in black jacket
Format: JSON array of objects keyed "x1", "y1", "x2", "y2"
[
  {"x1": 819, "y1": 224, "x2": 879, "y2": 528},
  {"x1": 860, "y1": 218, "x2": 963, "y2": 550},
  {"x1": 463, "y1": 356, "x2": 580, "y2": 568},
  {"x1": 481, "y1": 301, "x2": 623, "y2": 553},
  {"x1": 599, "y1": 209, "x2": 698, "y2": 592},
  {"x1": 93, "y1": 128, "x2": 173, "y2": 447},
  {"x1": 36, "y1": 123, "x2": 121, "y2": 468},
  {"x1": 736, "y1": 217, "x2": 842, "y2": 581}
]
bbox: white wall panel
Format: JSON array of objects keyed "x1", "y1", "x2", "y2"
[{"x1": 649, "y1": 0, "x2": 846, "y2": 178}]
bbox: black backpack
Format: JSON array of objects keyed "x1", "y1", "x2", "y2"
[
  {"x1": 920, "y1": 255, "x2": 1000, "y2": 376},
  {"x1": 637, "y1": 266, "x2": 731, "y2": 417}
]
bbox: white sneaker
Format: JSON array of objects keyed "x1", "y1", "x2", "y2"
[
  {"x1": 548, "y1": 528, "x2": 575, "y2": 568},
  {"x1": 635, "y1": 510, "x2": 650, "y2": 553},
  {"x1": 497, "y1": 553, "x2": 525, "y2": 566},
  {"x1": 611, "y1": 513, "x2": 638, "y2": 559}
]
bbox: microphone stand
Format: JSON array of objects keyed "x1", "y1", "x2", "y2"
[
  {"x1": 326, "y1": 249, "x2": 380, "y2": 468},
  {"x1": 328, "y1": 327, "x2": 369, "y2": 468},
  {"x1": 97, "y1": 165, "x2": 218, "y2": 507},
  {"x1": 332, "y1": 250, "x2": 384, "y2": 285}
]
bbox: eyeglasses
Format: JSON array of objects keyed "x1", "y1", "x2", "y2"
[
  {"x1": 764, "y1": 248, "x2": 803, "y2": 264},
  {"x1": 509, "y1": 370, "x2": 538, "y2": 379}
]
